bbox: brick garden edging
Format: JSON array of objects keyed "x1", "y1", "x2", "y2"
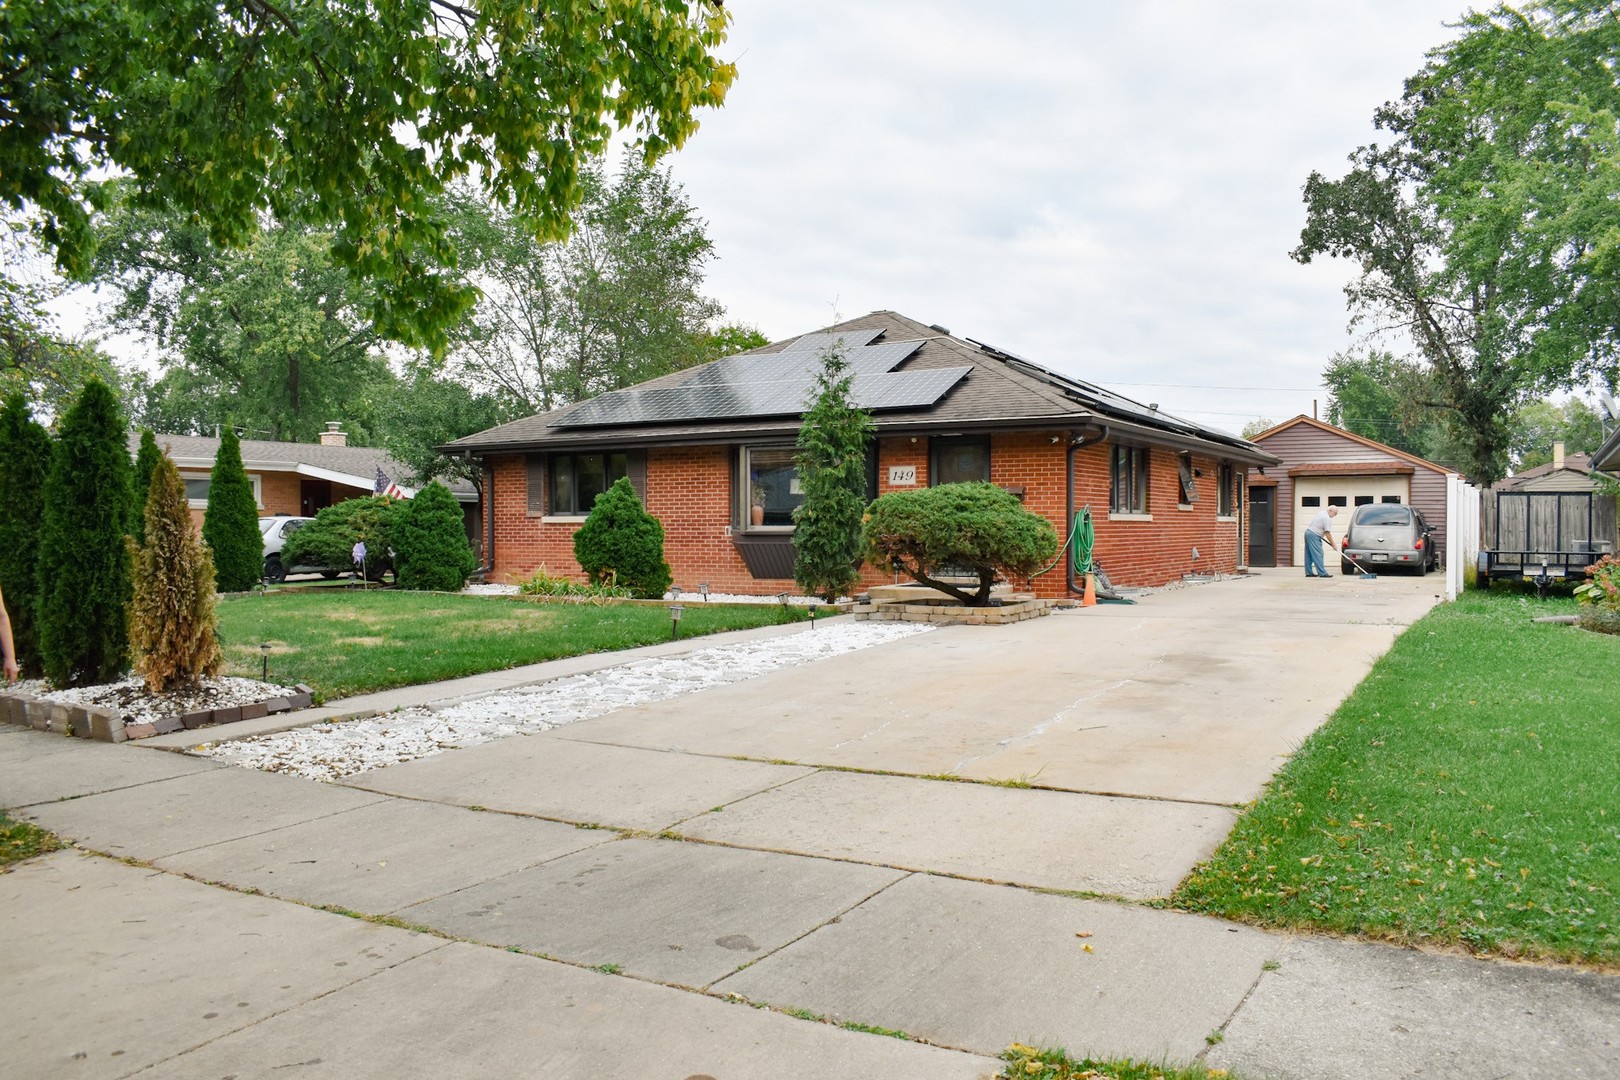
[
  {"x1": 0, "y1": 685, "x2": 315, "y2": 743},
  {"x1": 850, "y1": 594, "x2": 1053, "y2": 625}
]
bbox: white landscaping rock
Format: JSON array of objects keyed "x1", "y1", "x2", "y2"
[{"x1": 201, "y1": 621, "x2": 935, "y2": 782}]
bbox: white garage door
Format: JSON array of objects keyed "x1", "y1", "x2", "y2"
[{"x1": 1292, "y1": 475, "x2": 1411, "y2": 565}]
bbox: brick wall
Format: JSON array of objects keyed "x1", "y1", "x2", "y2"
[{"x1": 486, "y1": 434, "x2": 1248, "y2": 595}]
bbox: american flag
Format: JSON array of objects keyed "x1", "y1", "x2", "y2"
[{"x1": 374, "y1": 466, "x2": 406, "y2": 500}]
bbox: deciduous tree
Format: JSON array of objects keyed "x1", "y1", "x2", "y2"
[
  {"x1": 1294, "y1": 1, "x2": 1620, "y2": 484},
  {"x1": 3, "y1": 0, "x2": 737, "y2": 349},
  {"x1": 441, "y1": 157, "x2": 723, "y2": 412}
]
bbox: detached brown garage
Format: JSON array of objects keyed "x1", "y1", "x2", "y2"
[{"x1": 1244, "y1": 416, "x2": 1453, "y2": 569}]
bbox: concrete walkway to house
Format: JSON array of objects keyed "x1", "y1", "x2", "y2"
[{"x1": 5, "y1": 569, "x2": 1618, "y2": 1080}]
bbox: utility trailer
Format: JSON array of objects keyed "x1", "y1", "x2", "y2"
[{"x1": 1477, "y1": 490, "x2": 1615, "y2": 596}]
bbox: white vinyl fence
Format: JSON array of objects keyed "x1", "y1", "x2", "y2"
[{"x1": 1445, "y1": 473, "x2": 1482, "y2": 601}]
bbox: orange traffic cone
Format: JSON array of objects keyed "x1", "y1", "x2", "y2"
[{"x1": 1082, "y1": 573, "x2": 1097, "y2": 607}]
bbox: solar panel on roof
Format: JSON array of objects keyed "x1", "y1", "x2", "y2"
[{"x1": 554, "y1": 333, "x2": 961, "y2": 429}]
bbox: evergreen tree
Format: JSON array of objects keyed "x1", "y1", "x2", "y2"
[
  {"x1": 133, "y1": 428, "x2": 164, "y2": 545},
  {"x1": 572, "y1": 478, "x2": 672, "y2": 599},
  {"x1": 0, "y1": 391, "x2": 52, "y2": 676},
  {"x1": 129, "y1": 455, "x2": 221, "y2": 691},
  {"x1": 36, "y1": 379, "x2": 134, "y2": 686},
  {"x1": 393, "y1": 483, "x2": 478, "y2": 592},
  {"x1": 203, "y1": 426, "x2": 264, "y2": 592},
  {"x1": 793, "y1": 344, "x2": 875, "y2": 601}
]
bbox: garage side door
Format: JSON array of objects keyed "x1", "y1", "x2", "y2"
[{"x1": 1292, "y1": 475, "x2": 1411, "y2": 565}]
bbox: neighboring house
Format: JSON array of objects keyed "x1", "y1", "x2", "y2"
[
  {"x1": 1245, "y1": 415, "x2": 1454, "y2": 569},
  {"x1": 1490, "y1": 443, "x2": 1619, "y2": 552},
  {"x1": 445, "y1": 311, "x2": 1279, "y2": 596},
  {"x1": 131, "y1": 425, "x2": 482, "y2": 556}
]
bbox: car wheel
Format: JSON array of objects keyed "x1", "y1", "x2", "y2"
[
  {"x1": 263, "y1": 556, "x2": 287, "y2": 584},
  {"x1": 1340, "y1": 561, "x2": 1353, "y2": 575}
]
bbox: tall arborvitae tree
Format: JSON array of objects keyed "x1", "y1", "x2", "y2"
[
  {"x1": 203, "y1": 426, "x2": 263, "y2": 592},
  {"x1": 0, "y1": 391, "x2": 52, "y2": 676},
  {"x1": 129, "y1": 455, "x2": 221, "y2": 691},
  {"x1": 132, "y1": 429, "x2": 164, "y2": 546},
  {"x1": 36, "y1": 379, "x2": 134, "y2": 687},
  {"x1": 793, "y1": 343, "x2": 875, "y2": 601},
  {"x1": 393, "y1": 483, "x2": 478, "y2": 592}
]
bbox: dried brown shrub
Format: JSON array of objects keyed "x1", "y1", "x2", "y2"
[{"x1": 128, "y1": 455, "x2": 222, "y2": 691}]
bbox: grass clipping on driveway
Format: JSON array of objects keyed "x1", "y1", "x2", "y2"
[
  {"x1": 1175, "y1": 591, "x2": 1618, "y2": 967},
  {"x1": 218, "y1": 591, "x2": 807, "y2": 701},
  {"x1": 2, "y1": 812, "x2": 61, "y2": 869}
]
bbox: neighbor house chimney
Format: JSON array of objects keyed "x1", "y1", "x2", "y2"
[
  {"x1": 320, "y1": 422, "x2": 347, "y2": 447},
  {"x1": 1554, "y1": 441, "x2": 1565, "y2": 470}
]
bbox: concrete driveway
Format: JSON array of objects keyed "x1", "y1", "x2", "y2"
[{"x1": 13, "y1": 568, "x2": 1615, "y2": 1078}]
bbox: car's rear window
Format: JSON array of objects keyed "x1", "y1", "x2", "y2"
[{"x1": 1354, "y1": 506, "x2": 1411, "y2": 526}]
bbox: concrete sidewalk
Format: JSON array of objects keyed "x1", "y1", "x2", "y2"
[{"x1": 5, "y1": 572, "x2": 1617, "y2": 1078}]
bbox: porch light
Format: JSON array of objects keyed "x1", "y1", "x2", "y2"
[
  {"x1": 668, "y1": 604, "x2": 684, "y2": 640},
  {"x1": 260, "y1": 643, "x2": 271, "y2": 681}
]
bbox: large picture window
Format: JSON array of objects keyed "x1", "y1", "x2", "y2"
[
  {"x1": 182, "y1": 473, "x2": 261, "y2": 509},
  {"x1": 1111, "y1": 445, "x2": 1149, "y2": 514},
  {"x1": 742, "y1": 445, "x2": 804, "y2": 529},
  {"x1": 550, "y1": 452, "x2": 630, "y2": 515}
]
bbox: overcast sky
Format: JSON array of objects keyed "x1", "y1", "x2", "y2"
[{"x1": 659, "y1": 1, "x2": 1473, "y2": 436}]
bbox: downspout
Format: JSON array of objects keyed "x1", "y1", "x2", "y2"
[
  {"x1": 467, "y1": 451, "x2": 495, "y2": 578},
  {"x1": 1067, "y1": 425, "x2": 1109, "y2": 595}
]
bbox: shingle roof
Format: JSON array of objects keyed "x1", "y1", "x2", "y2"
[
  {"x1": 445, "y1": 311, "x2": 1277, "y2": 465},
  {"x1": 130, "y1": 433, "x2": 477, "y2": 499}
]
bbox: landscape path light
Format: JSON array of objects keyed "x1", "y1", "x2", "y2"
[
  {"x1": 260, "y1": 643, "x2": 271, "y2": 681},
  {"x1": 669, "y1": 604, "x2": 684, "y2": 640},
  {"x1": 808, "y1": 601, "x2": 818, "y2": 628}
]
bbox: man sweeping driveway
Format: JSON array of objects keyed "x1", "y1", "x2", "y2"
[{"x1": 1304, "y1": 505, "x2": 1338, "y2": 578}]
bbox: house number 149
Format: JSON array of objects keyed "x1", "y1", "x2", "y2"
[{"x1": 887, "y1": 465, "x2": 917, "y2": 486}]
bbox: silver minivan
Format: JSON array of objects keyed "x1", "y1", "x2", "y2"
[{"x1": 1341, "y1": 504, "x2": 1437, "y2": 575}]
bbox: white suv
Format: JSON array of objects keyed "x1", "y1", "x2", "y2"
[{"x1": 259, "y1": 516, "x2": 328, "y2": 583}]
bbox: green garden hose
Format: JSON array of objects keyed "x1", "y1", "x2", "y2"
[{"x1": 1071, "y1": 507, "x2": 1095, "y2": 577}]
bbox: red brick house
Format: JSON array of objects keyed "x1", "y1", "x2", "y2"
[
  {"x1": 446, "y1": 311, "x2": 1279, "y2": 596},
  {"x1": 1244, "y1": 415, "x2": 1454, "y2": 568}
]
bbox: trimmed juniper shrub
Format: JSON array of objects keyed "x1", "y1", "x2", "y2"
[
  {"x1": 281, "y1": 496, "x2": 400, "y2": 580},
  {"x1": 572, "y1": 477, "x2": 672, "y2": 599},
  {"x1": 793, "y1": 341, "x2": 874, "y2": 601},
  {"x1": 393, "y1": 482, "x2": 478, "y2": 591},
  {"x1": 129, "y1": 455, "x2": 221, "y2": 691},
  {"x1": 132, "y1": 428, "x2": 164, "y2": 546},
  {"x1": 0, "y1": 391, "x2": 52, "y2": 676},
  {"x1": 203, "y1": 426, "x2": 264, "y2": 592},
  {"x1": 863, "y1": 481, "x2": 1057, "y2": 606},
  {"x1": 36, "y1": 379, "x2": 135, "y2": 686}
]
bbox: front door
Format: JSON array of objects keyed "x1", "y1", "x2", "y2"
[{"x1": 1248, "y1": 486, "x2": 1276, "y2": 567}]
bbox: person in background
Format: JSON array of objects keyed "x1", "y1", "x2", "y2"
[
  {"x1": 1303, "y1": 505, "x2": 1338, "y2": 578},
  {"x1": 0, "y1": 583, "x2": 18, "y2": 683}
]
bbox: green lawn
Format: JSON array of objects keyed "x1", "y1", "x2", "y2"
[
  {"x1": 1174, "y1": 590, "x2": 1619, "y2": 966},
  {"x1": 1, "y1": 812, "x2": 60, "y2": 868},
  {"x1": 218, "y1": 591, "x2": 810, "y2": 701}
]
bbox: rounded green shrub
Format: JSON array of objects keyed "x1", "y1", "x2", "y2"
[
  {"x1": 36, "y1": 379, "x2": 135, "y2": 686},
  {"x1": 203, "y1": 427, "x2": 264, "y2": 592},
  {"x1": 572, "y1": 477, "x2": 672, "y2": 599},
  {"x1": 862, "y1": 481, "x2": 1057, "y2": 606},
  {"x1": 0, "y1": 391, "x2": 52, "y2": 677},
  {"x1": 281, "y1": 496, "x2": 401, "y2": 580},
  {"x1": 393, "y1": 482, "x2": 478, "y2": 591}
]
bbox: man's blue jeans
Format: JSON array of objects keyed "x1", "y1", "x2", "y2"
[{"x1": 1303, "y1": 530, "x2": 1327, "y2": 576}]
